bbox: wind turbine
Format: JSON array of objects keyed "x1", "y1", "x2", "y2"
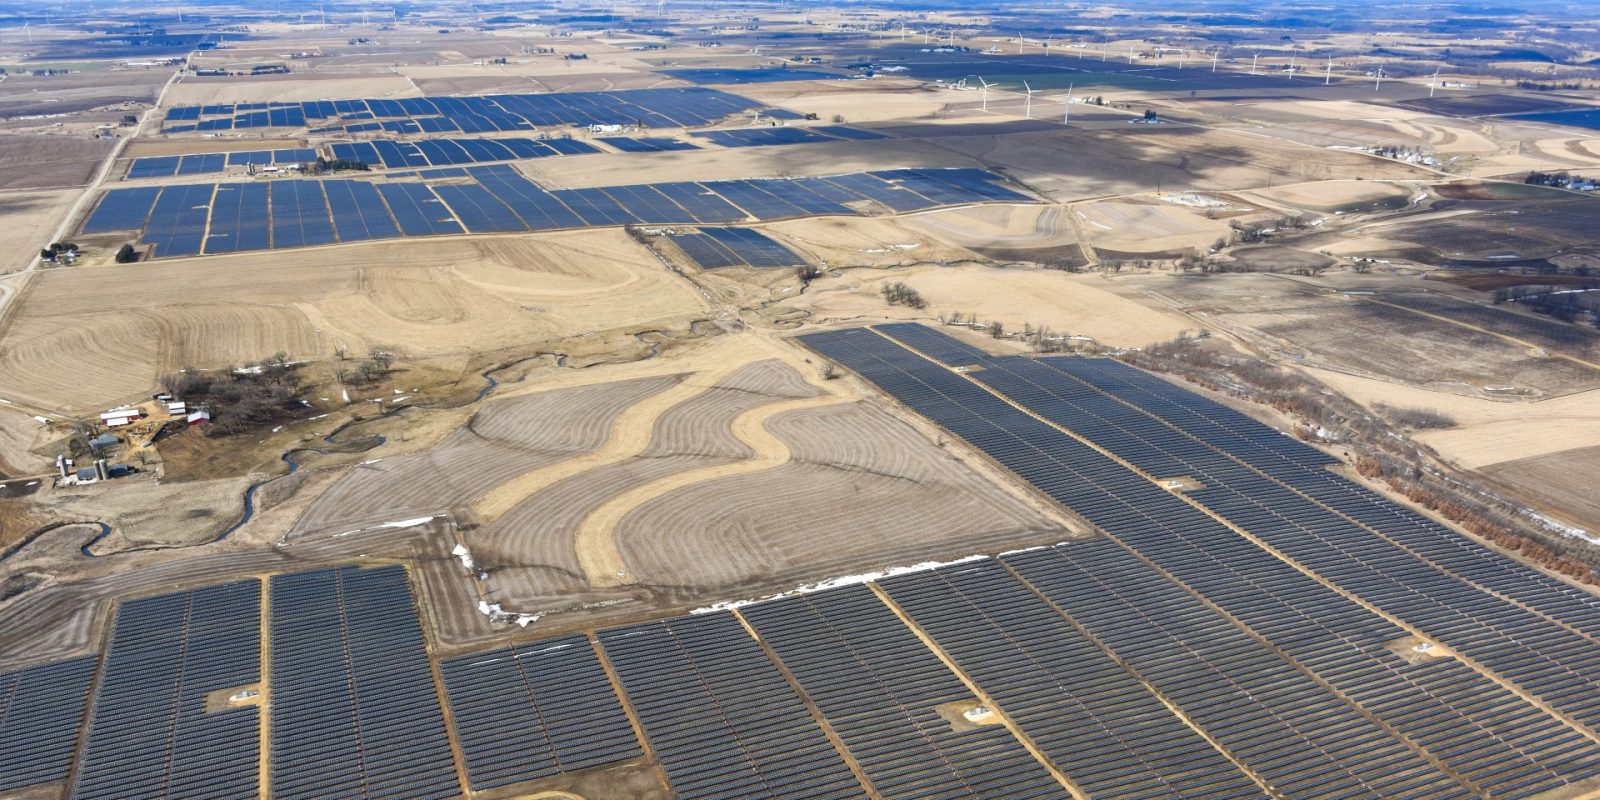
[
  {"x1": 977, "y1": 76, "x2": 993, "y2": 111},
  {"x1": 1324, "y1": 56, "x2": 1334, "y2": 85},
  {"x1": 1429, "y1": 65, "x2": 1441, "y2": 97},
  {"x1": 1287, "y1": 55, "x2": 1297, "y2": 79},
  {"x1": 1211, "y1": 49, "x2": 1219, "y2": 73},
  {"x1": 1101, "y1": 42, "x2": 1109, "y2": 62},
  {"x1": 1063, "y1": 82, "x2": 1075, "y2": 124},
  {"x1": 1250, "y1": 53, "x2": 1259, "y2": 75},
  {"x1": 1127, "y1": 45, "x2": 1136, "y2": 64},
  {"x1": 922, "y1": 27, "x2": 932, "y2": 44},
  {"x1": 946, "y1": 29, "x2": 955, "y2": 46},
  {"x1": 21, "y1": 21, "x2": 29, "y2": 43},
  {"x1": 1022, "y1": 80, "x2": 1039, "y2": 118},
  {"x1": 1017, "y1": 32, "x2": 1025, "y2": 54},
  {"x1": 1374, "y1": 61, "x2": 1384, "y2": 92},
  {"x1": 1177, "y1": 48, "x2": 1186, "y2": 69}
]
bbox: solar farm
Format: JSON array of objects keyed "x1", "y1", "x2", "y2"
[
  {"x1": 3, "y1": 324, "x2": 1599, "y2": 800},
  {"x1": 8, "y1": 5, "x2": 1600, "y2": 800},
  {"x1": 78, "y1": 166, "x2": 1030, "y2": 258}
]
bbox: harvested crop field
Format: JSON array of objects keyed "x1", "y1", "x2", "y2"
[
  {"x1": 1075, "y1": 199, "x2": 1229, "y2": 255},
  {"x1": 0, "y1": 134, "x2": 113, "y2": 190},
  {"x1": 0, "y1": 189, "x2": 78, "y2": 273},
  {"x1": 609, "y1": 399, "x2": 1066, "y2": 591},
  {"x1": 287, "y1": 375, "x2": 684, "y2": 539},
  {"x1": 899, "y1": 204, "x2": 1086, "y2": 267},
  {"x1": 1245, "y1": 180, "x2": 1414, "y2": 213},
  {"x1": 1479, "y1": 444, "x2": 1600, "y2": 533},
  {"x1": 0, "y1": 231, "x2": 707, "y2": 413}
]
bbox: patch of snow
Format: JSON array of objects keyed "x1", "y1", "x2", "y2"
[
  {"x1": 692, "y1": 553, "x2": 991, "y2": 613},
  {"x1": 1522, "y1": 509, "x2": 1596, "y2": 545},
  {"x1": 378, "y1": 515, "x2": 439, "y2": 530},
  {"x1": 477, "y1": 600, "x2": 543, "y2": 628},
  {"x1": 451, "y1": 543, "x2": 475, "y2": 570}
]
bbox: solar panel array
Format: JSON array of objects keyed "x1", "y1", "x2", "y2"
[
  {"x1": 598, "y1": 136, "x2": 701, "y2": 152},
  {"x1": 269, "y1": 565, "x2": 460, "y2": 800},
  {"x1": 163, "y1": 87, "x2": 764, "y2": 134},
  {"x1": 440, "y1": 634, "x2": 640, "y2": 791},
  {"x1": 1377, "y1": 292, "x2": 1600, "y2": 353},
  {"x1": 741, "y1": 585, "x2": 1066, "y2": 799},
  {"x1": 691, "y1": 125, "x2": 889, "y2": 147},
  {"x1": 0, "y1": 656, "x2": 96, "y2": 793},
  {"x1": 80, "y1": 167, "x2": 1029, "y2": 258},
  {"x1": 662, "y1": 67, "x2": 847, "y2": 84},
  {"x1": 71, "y1": 580, "x2": 261, "y2": 800},
  {"x1": 797, "y1": 323, "x2": 1600, "y2": 800},
  {"x1": 672, "y1": 227, "x2": 807, "y2": 269},
  {"x1": 126, "y1": 148, "x2": 319, "y2": 179},
  {"x1": 597, "y1": 613, "x2": 866, "y2": 800},
  {"x1": 329, "y1": 137, "x2": 599, "y2": 169}
]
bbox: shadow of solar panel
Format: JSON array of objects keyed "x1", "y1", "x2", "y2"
[
  {"x1": 598, "y1": 613, "x2": 864, "y2": 800},
  {"x1": 72, "y1": 580, "x2": 261, "y2": 800},
  {"x1": 441, "y1": 635, "x2": 641, "y2": 791},
  {"x1": 84, "y1": 186, "x2": 161, "y2": 232},
  {"x1": 269, "y1": 566, "x2": 460, "y2": 800},
  {"x1": 0, "y1": 656, "x2": 96, "y2": 793},
  {"x1": 742, "y1": 585, "x2": 1065, "y2": 799}
]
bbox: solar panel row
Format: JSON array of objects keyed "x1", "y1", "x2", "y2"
[
  {"x1": 672, "y1": 226, "x2": 806, "y2": 269},
  {"x1": 880, "y1": 561, "x2": 1265, "y2": 800},
  {"x1": 597, "y1": 613, "x2": 865, "y2": 800},
  {"x1": 83, "y1": 167, "x2": 1030, "y2": 259},
  {"x1": 440, "y1": 634, "x2": 640, "y2": 791},
  {"x1": 71, "y1": 580, "x2": 261, "y2": 800},
  {"x1": 742, "y1": 585, "x2": 1067, "y2": 799},
  {"x1": 164, "y1": 87, "x2": 764, "y2": 133},
  {"x1": 269, "y1": 565, "x2": 460, "y2": 800},
  {"x1": 799, "y1": 324, "x2": 1600, "y2": 800},
  {"x1": 127, "y1": 149, "x2": 319, "y2": 179},
  {"x1": 691, "y1": 125, "x2": 888, "y2": 148},
  {"x1": 598, "y1": 136, "x2": 701, "y2": 152},
  {"x1": 329, "y1": 136, "x2": 599, "y2": 169},
  {"x1": 0, "y1": 656, "x2": 96, "y2": 793}
]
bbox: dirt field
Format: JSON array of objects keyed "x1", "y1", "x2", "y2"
[
  {"x1": 899, "y1": 204, "x2": 1085, "y2": 267},
  {"x1": 161, "y1": 74, "x2": 421, "y2": 107},
  {"x1": 1141, "y1": 273, "x2": 1600, "y2": 398},
  {"x1": 0, "y1": 231, "x2": 709, "y2": 414},
  {"x1": 789, "y1": 264, "x2": 1194, "y2": 348},
  {"x1": 1075, "y1": 199, "x2": 1230, "y2": 255},
  {"x1": 121, "y1": 138, "x2": 310, "y2": 158},
  {"x1": 1479, "y1": 444, "x2": 1600, "y2": 533},
  {"x1": 287, "y1": 375, "x2": 683, "y2": 539},
  {"x1": 1245, "y1": 180, "x2": 1416, "y2": 213},
  {"x1": 0, "y1": 134, "x2": 113, "y2": 190},
  {"x1": 0, "y1": 188, "x2": 79, "y2": 273}
]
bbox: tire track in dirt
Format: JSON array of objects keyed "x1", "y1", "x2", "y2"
[
  {"x1": 468, "y1": 365, "x2": 739, "y2": 522},
  {"x1": 573, "y1": 390, "x2": 850, "y2": 586}
]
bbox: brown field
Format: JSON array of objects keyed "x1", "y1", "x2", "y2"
[
  {"x1": 0, "y1": 231, "x2": 709, "y2": 413},
  {"x1": 0, "y1": 134, "x2": 113, "y2": 190},
  {"x1": 0, "y1": 188, "x2": 79, "y2": 273},
  {"x1": 0, "y1": 69, "x2": 170, "y2": 118},
  {"x1": 899, "y1": 204, "x2": 1085, "y2": 267},
  {"x1": 0, "y1": 407, "x2": 51, "y2": 477},
  {"x1": 789, "y1": 264, "x2": 1194, "y2": 348},
  {"x1": 1075, "y1": 199, "x2": 1231, "y2": 255},
  {"x1": 609, "y1": 400, "x2": 1064, "y2": 590},
  {"x1": 161, "y1": 74, "x2": 421, "y2": 107},
  {"x1": 1480, "y1": 444, "x2": 1600, "y2": 533},
  {"x1": 1141, "y1": 273, "x2": 1600, "y2": 398},
  {"x1": 1244, "y1": 180, "x2": 1415, "y2": 213},
  {"x1": 287, "y1": 375, "x2": 682, "y2": 539}
]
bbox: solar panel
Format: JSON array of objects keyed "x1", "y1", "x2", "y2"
[{"x1": 0, "y1": 656, "x2": 97, "y2": 793}]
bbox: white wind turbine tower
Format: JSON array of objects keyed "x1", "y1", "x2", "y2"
[
  {"x1": 922, "y1": 27, "x2": 932, "y2": 44},
  {"x1": 1062, "y1": 82, "x2": 1075, "y2": 124},
  {"x1": 1324, "y1": 55, "x2": 1334, "y2": 85},
  {"x1": 22, "y1": 21, "x2": 30, "y2": 43},
  {"x1": 1287, "y1": 55, "x2": 1297, "y2": 79},
  {"x1": 1022, "y1": 80, "x2": 1039, "y2": 118},
  {"x1": 1018, "y1": 32, "x2": 1025, "y2": 54},
  {"x1": 1127, "y1": 45, "x2": 1136, "y2": 64},
  {"x1": 1250, "y1": 53, "x2": 1259, "y2": 75},
  {"x1": 977, "y1": 76, "x2": 994, "y2": 111},
  {"x1": 1101, "y1": 42, "x2": 1109, "y2": 61},
  {"x1": 1177, "y1": 48, "x2": 1186, "y2": 68},
  {"x1": 1429, "y1": 65, "x2": 1442, "y2": 97},
  {"x1": 1374, "y1": 61, "x2": 1385, "y2": 92},
  {"x1": 946, "y1": 29, "x2": 955, "y2": 46},
  {"x1": 1211, "y1": 49, "x2": 1219, "y2": 73}
]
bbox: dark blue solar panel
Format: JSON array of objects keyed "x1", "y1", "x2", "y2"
[
  {"x1": 0, "y1": 656, "x2": 97, "y2": 793},
  {"x1": 433, "y1": 183, "x2": 528, "y2": 232},
  {"x1": 325, "y1": 180, "x2": 401, "y2": 242},
  {"x1": 84, "y1": 186, "x2": 162, "y2": 232},
  {"x1": 377, "y1": 183, "x2": 463, "y2": 236}
]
